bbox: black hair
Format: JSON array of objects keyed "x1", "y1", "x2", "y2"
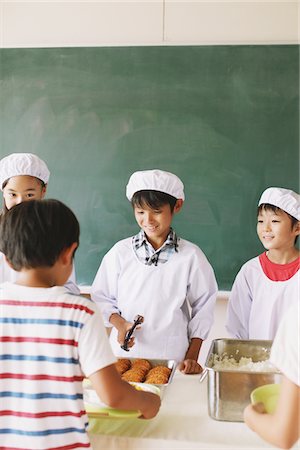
[
  {"x1": 258, "y1": 203, "x2": 298, "y2": 227},
  {"x1": 0, "y1": 199, "x2": 79, "y2": 271},
  {"x1": 131, "y1": 190, "x2": 177, "y2": 212},
  {"x1": 258, "y1": 203, "x2": 299, "y2": 243},
  {"x1": 2, "y1": 178, "x2": 46, "y2": 190}
]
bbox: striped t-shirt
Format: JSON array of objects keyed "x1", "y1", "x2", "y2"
[{"x1": 0, "y1": 282, "x2": 116, "y2": 450}]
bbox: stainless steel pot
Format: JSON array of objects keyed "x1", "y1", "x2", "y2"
[{"x1": 203, "y1": 339, "x2": 282, "y2": 422}]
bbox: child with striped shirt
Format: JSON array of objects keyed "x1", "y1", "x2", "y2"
[{"x1": 0, "y1": 199, "x2": 160, "y2": 450}]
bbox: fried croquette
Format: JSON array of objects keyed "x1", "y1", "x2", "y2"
[
  {"x1": 147, "y1": 366, "x2": 171, "y2": 377},
  {"x1": 120, "y1": 358, "x2": 172, "y2": 384},
  {"x1": 121, "y1": 368, "x2": 146, "y2": 383},
  {"x1": 115, "y1": 358, "x2": 131, "y2": 374},
  {"x1": 131, "y1": 359, "x2": 152, "y2": 372},
  {"x1": 145, "y1": 373, "x2": 169, "y2": 384}
]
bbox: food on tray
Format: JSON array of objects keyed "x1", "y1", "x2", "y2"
[
  {"x1": 148, "y1": 366, "x2": 172, "y2": 377},
  {"x1": 146, "y1": 373, "x2": 169, "y2": 384},
  {"x1": 211, "y1": 354, "x2": 276, "y2": 372},
  {"x1": 145, "y1": 366, "x2": 171, "y2": 384},
  {"x1": 119, "y1": 359, "x2": 172, "y2": 384},
  {"x1": 132, "y1": 358, "x2": 152, "y2": 372},
  {"x1": 115, "y1": 358, "x2": 131, "y2": 374},
  {"x1": 122, "y1": 368, "x2": 147, "y2": 383}
]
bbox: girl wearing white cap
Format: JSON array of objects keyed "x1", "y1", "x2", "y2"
[
  {"x1": 226, "y1": 187, "x2": 300, "y2": 340},
  {"x1": 91, "y1": 169, "x2": 218, "y2": 374},
  {"x1": 0, "y1": 152, "x2": 79, "y2": 294},
  {"x1": 0, "y1": 153, "x2": 49, "y2": 213}
]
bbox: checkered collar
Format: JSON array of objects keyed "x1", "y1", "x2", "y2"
[{"x1": 133, "y1": 228, "x2": 179, "y2": 251}]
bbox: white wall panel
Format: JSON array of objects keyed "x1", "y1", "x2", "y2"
[
  {"x1": 0, "y1": 1, "x2": 298, "y2": 47},
  {"x1": 2, "y1": 1, "x2": 163, "y2": 47},
  {"x1": 165, "y1": 0, "x2": 297, "y2": 3},
  {"x1": 164, "y1": 1, "x2": 299, "y2": 44},
  {"x1": 0, "y1": 2, "x2": 4, "y2": 47}
]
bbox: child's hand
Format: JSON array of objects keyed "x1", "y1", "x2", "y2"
[
  {"x1": 252, "y1": 402, "x2": 266, "y2": 414},
  {"x1": 110, "y1": 313, "x2": 143, "y2": 349},
  {"x1": 139, "y1": 391, "x2": 161, "y2": 419},
  {"x1": 178, "y1": 358, "x2": 203, "y2": 374},
  {"x1": 117, "y1": 320, "x2": 135, "y2": 348},
  {"x1": 243, "y1": 402, "x2": 267, "y2": 431},
  {"x1": 244, "y1": 402, "x2": 266, "y2": 421}
]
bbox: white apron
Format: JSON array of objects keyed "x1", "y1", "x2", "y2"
[
  {"x1": 92, "y1": 237, "x2": 218, "y2": 362},
  {"x1": 226, "y1": 256, "x2": 300, "y2": 340}
]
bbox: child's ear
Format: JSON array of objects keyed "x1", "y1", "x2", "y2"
[
  {"x1": 174, "y1": 199, "x2": 183, "y2": 214},
  {"x1": 294, "y1": 221, "x2": 300, "y2": 236},
  {"x1": 41, "y1": 184, "x2": 47, "y2": 199},
  {"x1": 60, "y1": 242, "x2": 78, "y2": 266},
  {"x1": 4, "y1": 255, "x2": 14, "y2": 270}
]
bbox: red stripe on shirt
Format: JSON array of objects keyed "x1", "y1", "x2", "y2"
[
  {"x1": 0, "y1": 300, "x2": 94, "y2": 315},
  {"x1": 46, "y1": 444, "x2": 91, "y2": 450},
  {"x1": 0, "y1": 373, "x2": 83, "y2": 382},
  {"x1": 0, "y1": 444, "x2": 91, "y2": 450},
  {"x1": 0, "y1": 336, "x2": 78, "y2": 346}
]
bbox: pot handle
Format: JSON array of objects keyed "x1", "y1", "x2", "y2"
[{"x1": 199, "y1": 368, "x2": 208, "y2": 383}]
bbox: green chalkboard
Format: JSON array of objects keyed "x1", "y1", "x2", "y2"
[{"x1": 0, "y1": 46, "x2": 299, "y2": 289}]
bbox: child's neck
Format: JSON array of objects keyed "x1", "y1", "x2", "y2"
[
  {"x1": 16, "y1": 268, "x2": 61, "y2": 288},
  {"x1": 145, "y1": 231, "x2": 170, "y2": 251},
  {"x1": 266, "y1": 247, "x2": 300, "y2": 265}
]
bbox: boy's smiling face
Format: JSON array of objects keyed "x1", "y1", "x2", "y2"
[
  {"x1": 134, "y1": 200, "x2": 182, "y2": 250},
  {"x1": 257, "y1": 208, "x2": 300, "y2": 252}
]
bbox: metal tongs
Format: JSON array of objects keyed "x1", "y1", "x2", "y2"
[{"x1": 120, "y1": 315, "x2": 144, "y2": 352}]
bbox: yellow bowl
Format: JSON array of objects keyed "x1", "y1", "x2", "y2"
[{"x1": 250, "y1": 383, "x2": 280, "y2": 414}]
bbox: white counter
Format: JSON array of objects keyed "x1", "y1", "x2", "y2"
[{"x1": 88, "y1": 370, "x2": 274, "y2": 450}]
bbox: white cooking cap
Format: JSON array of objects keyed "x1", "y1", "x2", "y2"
[
  {"x1": 258, "y1": 187, "x2": 300, "y2": 220},
  {"x1": 126, "y1": 169, "x2": 185, "y2": 201},
  {"x1": 0, "y1": 153, "x2": 50, "y2": 190}
]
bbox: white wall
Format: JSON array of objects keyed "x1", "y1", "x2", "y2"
[
  {"x1": 0, "y1": 1, "x2": 298, "y2": 48},
  {"x1": 199, "y1": 294, "x2": 230, "y2": 367}
]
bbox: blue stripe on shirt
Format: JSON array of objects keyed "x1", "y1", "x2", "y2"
[
  {"x1": 0, "y1": 354, "x2": 79, "y2": 364},
  {"x1": 0, "y1": 318, "x2": 83, "y2": 328},
  {"x1": 0, "y1": 391, "x2": 83, "y2": 400},
  {"x1": 0, "y1": 426, "x2": 86, "y2": 436}
]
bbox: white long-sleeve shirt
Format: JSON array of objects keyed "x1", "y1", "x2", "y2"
[
  {"x1": 0, "y1": 251, "x2": 80, "y2": 295},
  {"x1": 91, "y1": 237, "x2": 218, "y2": 361},
  {"x1": 270, "y1": 303, "x2": 300, "y2": 386},
  {"x1": 225, "y1": 256, "x2": 300, "y2": 340}
]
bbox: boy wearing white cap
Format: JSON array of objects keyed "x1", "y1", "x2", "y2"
[
  {"x1": 91, "y1": 169, "x2": 218, "y2": 374},
  {"x1": 0, "y1": 152, "x2": 79, "y2": 295},
  {"x1": 226, "y1": 187, "x2": 300, "y2": 340}
]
